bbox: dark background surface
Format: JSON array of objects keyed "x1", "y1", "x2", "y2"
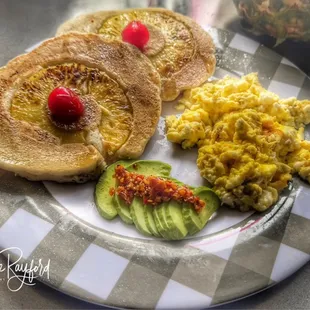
[{"x1": 0, "y1": 0, "x2": 310, "y2": 309}]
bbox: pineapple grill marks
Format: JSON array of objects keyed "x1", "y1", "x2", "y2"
[
  {"x1": 10, "y1": 63, "x2": 133, "y2": 150},
  {"x1": 99, "y1": 11, "x2": 195, "y2": 77}
]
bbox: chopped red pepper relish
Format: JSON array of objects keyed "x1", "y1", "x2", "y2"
[{"x1": 110, "y1": 165, "x2": 205, "y2": 213}]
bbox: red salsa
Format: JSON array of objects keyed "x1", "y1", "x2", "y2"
[{"x1": 110, "y1": 165, "x2": 205, "y2": 213}]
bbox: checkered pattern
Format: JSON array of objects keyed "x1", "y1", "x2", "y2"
[{"x1": 0, "y1": 28, "x2": 309, "y2": 309}]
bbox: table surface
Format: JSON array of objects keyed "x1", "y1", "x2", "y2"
[{"x1": 1, "y1": 0, "x2": 310, "y2": 309}]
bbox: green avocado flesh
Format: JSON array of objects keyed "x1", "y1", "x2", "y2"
[
  {"x1": 182, "y1": 203, "x2": 203, "y2": 235},
  {"x1": 153, "y1": 203, "x2": 171, "y2": 239},
  {"x1": 114, "y1": 160, "x2": 172, "y2": 225},
  {"x1": 165, "y1": 200, "x2": 188, "y2": 240},
  {"x1": 182, "y1": 188, "x2": 220, "y2": 235},
  {"x1": 95, "y1": 159, "x2": 171, "y2": 223},
  {"x1": 114, "y1": 194, "x2": 133, "y2": 224},
  {"x1": 194, "y1": 187, "x2": 221, "y2": 226},
  {"x1": 130, "y1": 197, "x2": 153, "y2": 236},
  {"x1": 95, "y1": 160, "x2": 221, "y2": 240},
  {"x1": 95, "y1": 160, "x2": 130, "y2": 220},
  {"x1": 126, "y1": 160, "x2": 172, "y2": 177},
  {"x1": 144, "y1": 204, "x2": 161, "y2": 237}
]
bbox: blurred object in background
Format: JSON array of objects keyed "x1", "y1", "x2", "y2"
[
  {"x1": 234, "y1": 0, "x2": 310, "y2": 45},
  {"x1": 149, "y1": 0, "x2": 190, "y2": 13}
]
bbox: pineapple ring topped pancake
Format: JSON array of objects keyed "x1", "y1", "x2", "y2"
[
  {"x1": 56, "y1": 8, "x2": 216, "y2": 101},
  {"x1": 0, "y1": 33, "x2": 161, "y2": 183}
]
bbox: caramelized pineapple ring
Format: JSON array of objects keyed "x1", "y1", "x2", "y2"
[
  {"x1": 99, "y1": 11, "x2": 195, "y2": 78},
  {"x1": 10, "y1": 63, "x2": 133, "y2": 153}
]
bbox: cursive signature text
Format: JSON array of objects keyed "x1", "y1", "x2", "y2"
[{"x1": 0, "y1": 247, "x2": 50, "y2": 292}]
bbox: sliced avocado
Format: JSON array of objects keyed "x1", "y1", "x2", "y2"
[
  {"x1": 144, "y1": 204, "x2": 161, "y2": 237},
  {"x1": 153, "y1": 203, "x2": 171, "y2": 239},
  {"x1": 113, "y1": 160, "x2": 171, "y2": 225},
  {"x1": 114, "y1": 195, "x2": 133, "y2": 224},
  {"x1": 165, "y1": 200, "x2": 188, "y2": 240},
  {"x1": 182, "y1": 188, "x2": 220, "y2": 234},
  {"x1": 195, "y1": 187, "x2": 221, "y2": 226},
  {"x1": 157, "y1": 202, "x2": 170, "y2": 231},
  {"x1": 157, "y1": 178, "x2": 201, "y2": 236},
  {"x1": 96, "y1": 157, "x2": 221, "y2": 240},
  {"x1": 182, "y1": 203, "x2": 203, "y2": 235},
  {"x1": 130, "y1": 197, "x2": 153, "y2": 236},
  {"x1": 95, "y1": 160, "x2": 130, "y2": 220},
  {"x1": 125, "y1": 160, "x2": 171, "y2": 177}
]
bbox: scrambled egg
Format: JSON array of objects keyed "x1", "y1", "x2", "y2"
[
  {"x1": 288, "y1": 140, "x2": 310, "y2": 184},
  {"x1": 166, "y1": 73, "x2": 310, "y2": 212}
]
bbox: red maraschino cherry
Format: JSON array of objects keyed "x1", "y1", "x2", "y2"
[
  {"x1": 48, "y1": 87, "x2": 84, "y2": 123},
  {"x1": 121, "y1": 21, "x2": 150, "y2": 50}
]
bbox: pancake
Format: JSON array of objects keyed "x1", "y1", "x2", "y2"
[
  {"x1": 0, "y1": 33, "x2": 161, "y2": 182},
  {"x1": 56, "y1": 8, "x2": 216, "y2": 101}
]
